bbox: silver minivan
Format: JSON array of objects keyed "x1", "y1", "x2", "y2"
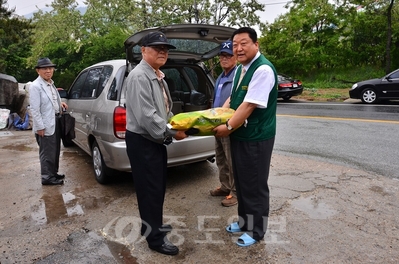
[{"x1": 61, "y1": 24, "x2": 236, "y2": 183}]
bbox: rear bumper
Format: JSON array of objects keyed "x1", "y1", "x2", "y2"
[
  {"x1": 99, "y1": 140, "x2": 131, "y2": 171},
  {"x1": 98, "y1": 135, "x2": 215, "y2": 172},
  {"x1": 278, "y1": 87, "x2": 303, "y2": 98},
  {"x1": 167, "y1": 135, "x2": 215, "y2": 166}
]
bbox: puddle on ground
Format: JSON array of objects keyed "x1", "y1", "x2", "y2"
[
  {"x1": 62, "y1": 192, "x2": 84, "y2": 216},
  {"x1": 30, "y1": 200, "x2": 47, "y2": 225},
  {"x1": 106, "y1": 240, "x2": 138, "y2": 264},
  {"x1": 2, "y1": 143, "x2": 35, "y2": 151},
  {"x1": 61, "y1": 151, "x2": 81, "y2": 157},
  {"x1": 369, "y1": 185, "x2": 388, "y2": 196},
  {"x1": 80, "y1": 196, "x2": 111, "y2": 210},
  {"x1": 291, "y1": 196, "x2": 338, "y2": 219},
  {"x1": 31, "y1": 191, "x2": 85, "y2": 225}
]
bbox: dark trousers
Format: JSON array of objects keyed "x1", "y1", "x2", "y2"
[
  {"x1": 230, "y1": 137, "x2": 275, "y2": 241},
  {"x1": 125, "y1": 130, "x2": 167, "y2": 247},
  {"x1": 35, "y1": 116, "x2": 61, "y2": 180}
]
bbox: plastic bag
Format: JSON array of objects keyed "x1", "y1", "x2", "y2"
[
  {"x1": 168, "y1": 107, "x2": 235, "y2": 136},
  {"x1": 0, "y1": 109, "x2": 10, "y2": 129}
]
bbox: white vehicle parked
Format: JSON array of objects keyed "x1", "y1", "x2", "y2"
[{"x1": 59, "y1": 24, "x2": 236, "y2": 183}]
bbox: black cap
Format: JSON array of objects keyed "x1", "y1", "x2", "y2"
[
  {"x1": 35, "y1": 57, "x2": 56, "y2": 69},
  {"x1": 141, "y1": 31, "x2": 176, "y2": 49}
]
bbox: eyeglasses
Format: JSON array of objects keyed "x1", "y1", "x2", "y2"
[
  {"x1": 38, "y1": 67, "x2": 55, "y2": 71},
  {"x1": 148, "y1": 45, "x2": 169, "y2": 53},
  {"x1": 219, "y1": 53, "x2": 234, "y2": 59}
]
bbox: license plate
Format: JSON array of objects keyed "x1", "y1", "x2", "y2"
[{"x1": 293, "y1": 84, "x2": 298, "y2": 88}]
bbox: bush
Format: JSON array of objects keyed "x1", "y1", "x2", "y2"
[{"x1": 301, "y1": 66, "x2": 386, "y2": 88}]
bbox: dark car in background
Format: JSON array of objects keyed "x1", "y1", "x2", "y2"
[
  {"x1": 349, "y1": 68, "x2": 399, "y2": 104},
  {"x1": 277, "y1": 73, "x2": 303, "y2": 101}
]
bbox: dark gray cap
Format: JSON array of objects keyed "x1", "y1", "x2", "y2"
[
  {"x1": 35, "y1": 57, "x2": 56, "y2": 68},
  {"x1": 141, "y1": 31, "x2": 176, "y2": 49}
]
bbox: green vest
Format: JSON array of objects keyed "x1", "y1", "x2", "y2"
[{"x1": 230, "y1": 54, "x2": 278, "y2": 141}]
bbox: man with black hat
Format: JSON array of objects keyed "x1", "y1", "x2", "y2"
[
  {"x1": 29, "y1": 58, "x2": 68, "y2": 185},
  {"x1": 124, "y1": 31, "x2": 187, "y2": 255},
  {"x1": 209, "y1": 40, "x2": 238, "y2": 207}
]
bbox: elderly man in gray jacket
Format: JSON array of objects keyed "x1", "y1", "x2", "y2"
[
  {"x1": 124, "y1": 32, "x2": 187, "y2": 256},
  {"x1": 30, "y1": 58, "x2": 68, "y2": 185}
]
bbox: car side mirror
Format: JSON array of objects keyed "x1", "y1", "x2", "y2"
[{"x1": 58, "y1": 89, "x2": 68, "y2": 98}]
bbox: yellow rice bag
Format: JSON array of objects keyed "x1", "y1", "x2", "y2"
[{"x1": 168, "y1": 107, "x2": 235, "y2": 136}]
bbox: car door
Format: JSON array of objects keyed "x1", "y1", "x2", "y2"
[
  {"x1": 67, "y1": 67, "x2": 103, "y2": 153},
  {"x1": 379, "y1": 70, "x2": 399, "y2": 98}
]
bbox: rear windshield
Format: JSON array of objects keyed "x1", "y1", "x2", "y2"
[{"x1": 132, "y1": 39, "x2": 219, "y2": 55}]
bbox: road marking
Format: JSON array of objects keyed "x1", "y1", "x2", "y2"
[
  {"x1": 277, "y1": 114, "x2": 399, "y2": 124},
  {"x1": 279, "y1": 102, "x2": 399, "y2": 107}
]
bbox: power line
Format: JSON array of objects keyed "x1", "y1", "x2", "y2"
[
  {"x1": 261, "y1": 1, "x2": 291, "y2": 6},
  {"x1": 8, "y1": 0, "x2": 49, "y2": 13}
]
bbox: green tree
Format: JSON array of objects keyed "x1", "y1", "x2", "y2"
[
  {"x1": 29, "y1": 0, "x2": 84, "y2": 68},
  {"x1": 80, "y1": 26, "x2": 128, "y2": 66},
  {"x1": 83, "y1": 0, "x2": 140, "y2": 33},
  {"x1": 385, "y1": 0, "x2": 395, "y2": 73},
  {"x1": 348, "y1": 0, "x2": 398, "y2": 72},
  {"x1": 27, "y1": 0, "x2": 266, "y2": 87},
  {"x1": 0, "y1": 0, "x2": 33, "y2": 81},
  {"x1": 350, "y1": 11, "x2": 386, "y2": 67},
  {"x1": 259, "y1": 0, "x2": 397, "y2": 77},
  {"x1": 260, "y1": 0, "x2": 353, "y2": 75},
  {"x1": 177, "y1": 0, "x2": 265, "y2": 27}
]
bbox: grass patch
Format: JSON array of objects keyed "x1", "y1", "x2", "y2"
[
  {"x1": 296, "y1": 87, "x2": 350, "y2": 102},
  {"x1": 300, "y1": 66, "x2": 385, "y2": 89},
  {"x1": 289, "y1": 66, "x2": 388, "y2": 101}
]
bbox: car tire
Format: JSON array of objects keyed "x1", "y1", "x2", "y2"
[
  {"x1": 91, "y1": 141, "x2": 111, "y2": 184},
  {"x1": 361, "y1": 88, "x2": 378, "y2": 104},
  {"x1": 283, "y1": 96, "x2": 291, "y2": 101}
]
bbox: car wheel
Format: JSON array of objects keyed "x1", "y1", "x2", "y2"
[
  {"x1": 91, "y1": 141, "x2": 111, "y2": 184},
  {"x1": 361, "y1": 88, "x2": 378, "y2": 104},
  {"x1": 283, "y1": 96, "x2": 291, "y2": 101}
]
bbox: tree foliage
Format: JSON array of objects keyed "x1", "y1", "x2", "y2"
[
  {"x1": 2, "y1": 0, "x2": 398, "y2": 86},
  {"x1": 23, "y1": 0, "x2": 265, "y2": 87},
  {"x1": 0, "y1": 0, "x2": 33, "y2": 81},
  {"x1": 260, "y1": 0, "x2": 398, "y2": 77}
]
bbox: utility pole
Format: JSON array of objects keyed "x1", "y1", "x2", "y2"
[{"x1": 194, "y1": 0, "x2": 199, "y2": 24}]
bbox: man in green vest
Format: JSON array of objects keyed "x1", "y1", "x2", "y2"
[{"x1": 213, "y1": 27, "x2": 278, "y2": 247}]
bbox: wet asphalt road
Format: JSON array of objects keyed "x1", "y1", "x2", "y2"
[
  {"x1": 276, "y1": 99, "x2": 399, "y2": 178},
  {"x1": 1, "y1": 101, "x2": 399, "y2": 263},
  {"x1": 277, "y1": 99, "x2": 399, "y2": 121}
]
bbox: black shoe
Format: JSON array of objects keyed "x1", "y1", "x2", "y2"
[
  {"x1": 55, "y1": 174, "x2": 65, "y2": 179},
  {"x1": 160, "y1": 224, "x2": 172, "y2": 233},
  {"x1": 42, "y1": 177, "x2": 64, "y2": 185},
  {"x1": 149, "y1": 241, "x2": 179, "y2": 255}
]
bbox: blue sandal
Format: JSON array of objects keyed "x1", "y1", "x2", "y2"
[
  {"x1": 226, "y1": 222, "x2": 241, "y2": 233},
  {"x1": 236, "y1": 233, "x2": 257, "y2": 247}
]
